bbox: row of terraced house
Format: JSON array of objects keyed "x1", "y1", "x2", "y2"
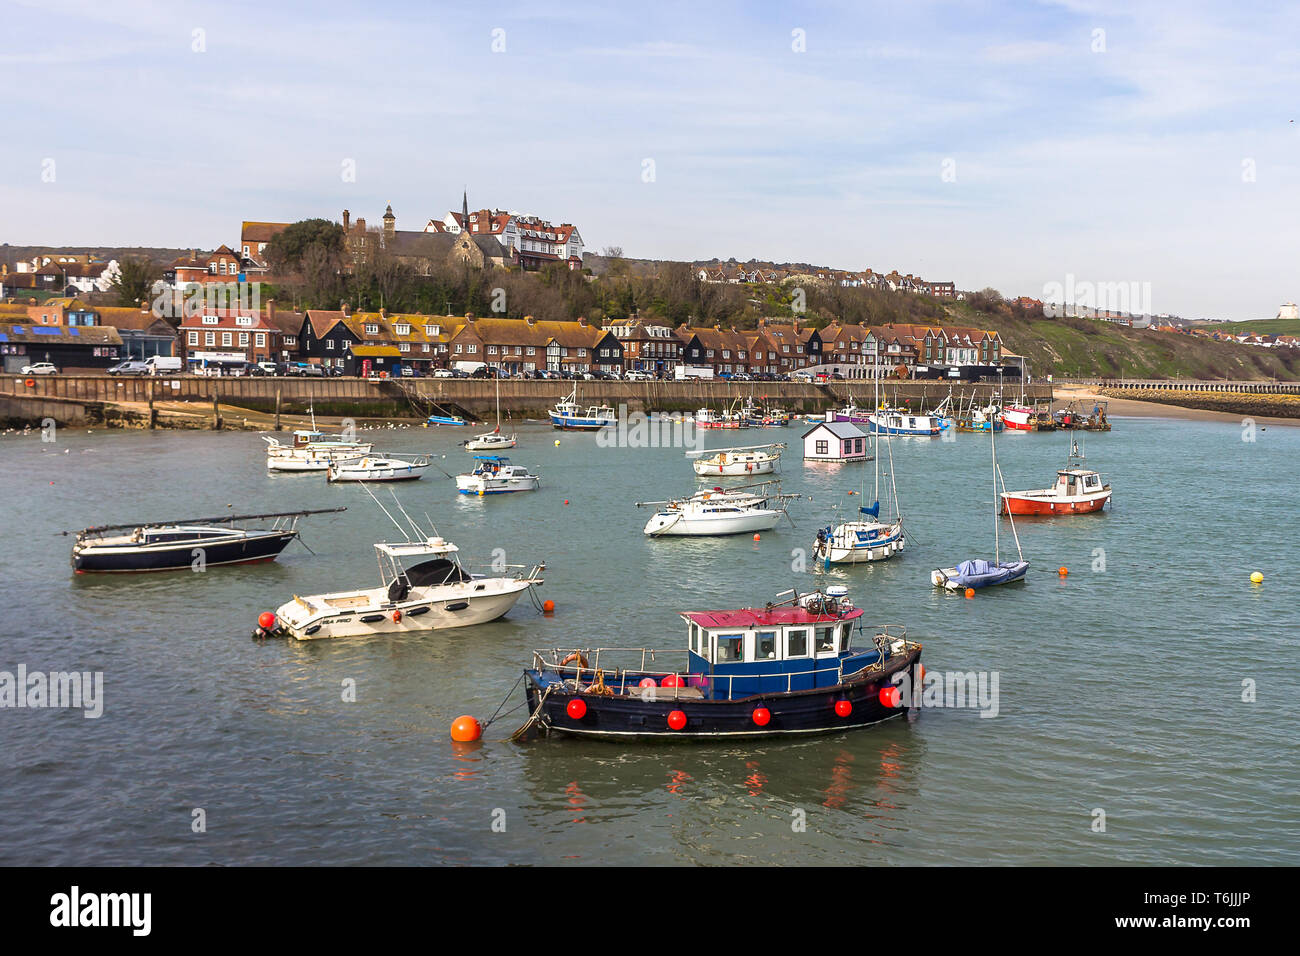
[{"x1": 694, "y1": 263, "x2": 958, "y2": 299}]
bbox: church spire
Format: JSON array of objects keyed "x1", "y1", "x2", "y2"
[{"x1": 462, "y1": 189, "x2": 469, "y2": 233}]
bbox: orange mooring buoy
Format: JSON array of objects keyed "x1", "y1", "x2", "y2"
[
  {"x1": 964, "y1": 588, "x2": 975, "y2": 599},
  {"x1": 450, "y1": 715, "x2": 482, "y2": 742}
]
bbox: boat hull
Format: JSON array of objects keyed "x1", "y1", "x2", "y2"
[
  {"x1": 644, "y1": 509, "x2": 782, "y2": 536},
  {"x1": 549, "y1": 415, "x2": 614, "y2": 430},
  {"x1": 523, "y1": 647, "x2": 920, "y2": 741},
  {"x1": 931, "y1": 560, "x2": 1030, "y2": 590},
  {"x1": 816, "y1": 522, "x2": 905, "y2": 564},
  {"x1": 1000, "y1": 490, "x2": 1110, "y2": 515},
  {"x1": 691, "y1": 458, "x2": 777, "y2": 477},
  {"x1": 73, "y1": 531, "x2": 296, "y2": 573},
  {"x1": 456, "y1": 476, "x2": 541, "y2": 494},
  {"x1": 275, "y1": 580, "x2": 536, "y2": 640}
]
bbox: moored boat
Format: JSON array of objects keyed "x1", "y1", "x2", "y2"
[
  {"x1": 1001, "y1": 441, "x2": 1111, "y2": 515},
  {"x1": 549, "y1": 386, "x2": 616, "y2": 430},
  {"x1": 69, "y1": 508, "x2": 344, "y2": 573},
  {"x1": 515, "y1": 586, "x2": 921, "y2": 741},
  {"x1": 327, "y1": 454, "x2": 431, "y2": 482},
  {"x1": 262, "y1": 536, "x2": 544, "y2": 640},
  {"x1": 637, "y1": 483, "x2": 797, "y2": 536},
  {"x1": 689, "y1": 443, "x2": 785, "y2": 477},
  {"x1": 867, "y1": 407, "x2": 942, "y2": 436},
  {"x1": 456, "y1": 455, "x2": 540, "y2": 495}
]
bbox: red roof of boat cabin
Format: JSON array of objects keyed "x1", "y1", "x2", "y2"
[{"x1": 682, "y1": 606, "x2": 864, "y2": 628}]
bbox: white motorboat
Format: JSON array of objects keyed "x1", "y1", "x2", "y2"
[
  {"x1": 464, "y1": 430, "x2": 516, "y2": 452},
  {"x1": 266, "y1": 536, "x2": 544, "y2": 640},
  {"x1": 327, "y1": 454, "x2": 431, "y2": 482},
  {"x1": 267, "y1": 447, "x2": 367, "y2": 473},
  {"x1": 456, "y1": 455, "x2": 540, "y2": 495},
  {"x1": 637, "y1": 484, "x2": 798, "y2": 537},
  {"x1": 689, "y1": 443, "x2": 785, "y2": 477}
]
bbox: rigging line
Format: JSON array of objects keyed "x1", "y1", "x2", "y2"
[{"x1": 481, "y1": 672, "x2": 525, "y2": 731}]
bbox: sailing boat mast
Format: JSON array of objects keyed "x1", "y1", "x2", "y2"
[{"x1": 991, "y1": 413, "x2": 999, "y2": 563}]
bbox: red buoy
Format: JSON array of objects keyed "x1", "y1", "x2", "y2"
[
  {"x1": 879, "y1": 686, "x2": 902, "y2": 708},
  {"x1": 566, "y1": 698, "x2": 587, "y2": 720},
  {"x1": 834, "y1": 699, "x2": 852, "y2": 717},
  {"x1": 661, "y1": 674, "x2": 683, "y2": 688},
  {"x1": 638, "y1": 677, "x2": 656, "y2": 688},
  {"x1": 542, "y1": 599, "x2": 555, "y2": 612},
  {"x1": 257, "y1": 611, "x2": 276, "y2": 630},
  {"x1": 450, "y1": 715, "x2": 482, "y2": 742},
  {"x1": 752, "y1": 707, "x2": 771, "y2": 726},
  {"x1": 667, "y1": 709, "x2": 687, "y2": 730},
  {"x1": 964, "y1": 587, "x2": 975, "y2": 599}
]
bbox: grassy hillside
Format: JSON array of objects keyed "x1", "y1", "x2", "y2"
[
  {"x1": 946, "y1": 304, "x2": 1300, "y2": 381},
  {"x1": 1192, "y1": 318, "x2": 1300, "y2": 336}
]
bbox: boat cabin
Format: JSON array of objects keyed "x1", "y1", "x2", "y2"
[
  {"x1": 1055, "y1": 468, "x2": 1105, "y2": 496},
  {"x1": 681, "y1": 591, "x2": 880, "y2": 696}
]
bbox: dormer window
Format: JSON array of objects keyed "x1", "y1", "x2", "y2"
[
  {"x1": 365, "y1": 323, "x2": 379, "y2": 335},
  {"x1": 395, "y1": 323, "x2": 410, "y2": 335}
]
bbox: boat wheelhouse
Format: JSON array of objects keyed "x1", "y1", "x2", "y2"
[
  {"x1": 549, "y1": 387, "x2": 616, "y2": 430},
  {"x1": 517, "y1": 587, "x2": 921, "y2": 740},
  {"x1": 70, "y1": 508, "x2": 343, "y2": 573},
  {"x1": 455, "y1": 455, "x2": 541, "y2": 495}
]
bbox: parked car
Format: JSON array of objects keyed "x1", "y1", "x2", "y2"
[
  {"x1": 144, "y1": 356, "x2": 183, "y2": 375},
  {"x1": 106, "y1": 360, "x2": 150, "y2": 376},
  {"x1": 432, "y1": 368, "x2": 455, "y2": 378},
  {"x1": 21, "y1": 362, "x2": 58, "y2": 375}
]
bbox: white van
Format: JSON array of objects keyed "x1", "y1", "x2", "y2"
[{"x1": 145, "y1": 356, "x2": 183, "y2": 375}]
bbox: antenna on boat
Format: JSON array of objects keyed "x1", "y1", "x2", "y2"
[
  {"x1": 358, "y1": 483, "x2": 412, "y2": 540},
  {"x1": 388, "y1": 491, "x2": 427, "y2": 540}
]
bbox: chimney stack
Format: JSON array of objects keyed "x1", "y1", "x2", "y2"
[
  {"x1": 343, "y1": 209, "x2": 351, "y2": 231},
  {"x1": 341, "y1": 303, "x2": 351, "y2": 316},
  {"x1": 380, "y1": 308, "x2": 388, "y2": 319},
  {"x1": 525, "y1": 315, "x2": 535, "y2": 326},
  {"x1": 267, "y1": 298, "x2": 276, "y2": 323}
]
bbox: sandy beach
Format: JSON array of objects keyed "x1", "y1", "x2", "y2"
[{"x1": 1054, "y1": 385, "x2": 1300, "y2": 427}]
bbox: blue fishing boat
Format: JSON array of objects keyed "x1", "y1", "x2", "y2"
[
  {"x1": 514, "y1": 586, "x2": 922, "y2": 741},
  {"x1": 424, "y1": 414, "x2": 467, "y2": 427},
  {"x1": 548, "y1": 386, "x2": 616, "y2": 430}
]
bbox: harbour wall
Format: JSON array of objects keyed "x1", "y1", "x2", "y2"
[{"x1": 0, "y1": 376, "x2": 1054, "y2": 427}]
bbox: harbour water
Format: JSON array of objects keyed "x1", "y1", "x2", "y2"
[{"x1": 0, "y1": 413, "x2": 1295, "y2": 865}]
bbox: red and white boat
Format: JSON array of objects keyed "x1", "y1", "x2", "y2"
[
  {"x1": 1002, "y1": 403, "x2": 1036, "y2": 431},
  {"x1": 1000, "y1": 444, "x2": 1111, "y2": 515}
]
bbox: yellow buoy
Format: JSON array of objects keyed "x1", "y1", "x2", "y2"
[
  {"x1": 1250, "y1": 571, "x2": 1264, "y2": 584},
  {"x1": 554, "y1": 439, "x2": 561, "y2": 446}
]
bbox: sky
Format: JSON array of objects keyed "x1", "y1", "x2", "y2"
[{"x1": 2, "y1": 0, "x2": 1298, "y2": 320}]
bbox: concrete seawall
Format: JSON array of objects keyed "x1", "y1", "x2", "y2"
[{"x1": 0, "y1": 375, "x2": 1054, "y2": 427}]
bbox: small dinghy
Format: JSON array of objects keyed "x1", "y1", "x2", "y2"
[
  {"x1": 513, "y1": 586, "x2": 921, "y2": 741},
  {"x1": 327, "y1": 454, "x2": 431, "y2": 482},
  {"x1": 456, "y1": 455, "x2": 540, "y2": 495},
  {"x1": 423, "y1": 414, "x2": 467, "y2": 427},
  {"x1": 931, "y1": 558, "x2": 1029, "y2": 590}
]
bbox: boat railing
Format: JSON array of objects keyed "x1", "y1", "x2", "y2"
[{"x1": 464, "y1": 561, "x2": 545, "y2": 580}]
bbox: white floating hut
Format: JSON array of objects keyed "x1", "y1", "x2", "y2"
[{"x1": 801, "y1": 419, "x2": 870, "y2": 463}]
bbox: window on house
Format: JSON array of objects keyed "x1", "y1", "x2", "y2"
[
  {"x1": 239, "y1": 332, "x2": 249, "y2": 346},
  {"x1": 255, "y1": 333, "x2": 265, "y2": 347},
  {"x1": 326, "y1": 340, "x2": 334, "y2": 350},
  {"x1": 816, "y1": 440, "x2": 828, "y2": 455},
  {"x1": 365, "y1": 324, "x2": 379, "y2": 334},
  {"x1": 221, "y1": 332, "x2": 232, "y2": 347},
  {"x1": 187, "y1": 331, "x2": 198, "y2": 345},
  {"x1": 205, "y1": 332, "x2": 215, "y2": 346}
]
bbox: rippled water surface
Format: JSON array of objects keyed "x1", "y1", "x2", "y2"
[{"x1": 0, "y1": 413, "x2": 1296, "y2": 865}]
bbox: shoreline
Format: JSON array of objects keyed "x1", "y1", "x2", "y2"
[{"x1": 1054, "y1": 386, "x2": 1300, "y2": 427}]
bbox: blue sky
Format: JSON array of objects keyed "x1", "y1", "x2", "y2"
[{"x1": 2, "y1": 0, "x2": 1298, "y2": 319}]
